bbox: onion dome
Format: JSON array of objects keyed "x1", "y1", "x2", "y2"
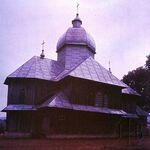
[{"x1": 56, "y1": 14, "x2": 96, "y2": 53}]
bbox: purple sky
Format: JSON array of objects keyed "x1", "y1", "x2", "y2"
[{"x1": 0, "y1": 0, "x2": 150, "y2": 115}]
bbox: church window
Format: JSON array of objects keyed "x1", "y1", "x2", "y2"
[
  {"x1": 103, "y1": 94, "x2": 108, "y2": 107},
  {"x1": 95, "y1": 92, "x2": 109, "y2": 107},
  {"x1": 95, "y1": 91, "x2": 103, "y2": 107}
]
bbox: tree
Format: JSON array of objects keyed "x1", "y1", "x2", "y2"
[
  {"x1": 122, "y1": 54, "x2": 150, "y2": 111},
  {"x1": 146, "y1": 54, "x2": 150, "y2": 70}
]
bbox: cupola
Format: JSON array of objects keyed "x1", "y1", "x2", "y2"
[
  {"x1": 56, "y1": 14, "x2": 96, "y2": 53},
  {"x1": 56, "y1": 13, "x2": 96, "y2": 69}
]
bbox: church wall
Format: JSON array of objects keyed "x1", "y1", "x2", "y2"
[
  {"x1": 7, "y1": 111, "x2": 32, "y2": 133},
  {"x1": 8, "y1": 80, "x2": 35, "y2": 105},
  {"x1": 6, "y1": 77, "x2": 137, "y2": 136},
  {"x1": 57, "y1": 45, "x2": 94, "y2": 69},
  {"x1": 40, "y1": 109, "x2": 120, "y2": 135},
  {"x1": 66, "y1": 78, "x2": 96, "y2": 106},
  {"x1": 7, "y1": 79, "x2": 60, "y2": 105},
  {"x1": 93, "y1": 85, "x2": 122, "y2": 109},
  {"x1": 122, "y1": 94, "x2": 137, "y2": 113},
  {"x1": 63, "y1": 77, "x2": 122, "y2": 110},
  {"x1": 108, "y1": 87, "x2": 122, "y2": 109},
  {"x1": 34, "y1": 80, "x2": 59, "y2": 105}
]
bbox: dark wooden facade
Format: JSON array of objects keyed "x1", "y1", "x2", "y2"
[
  {"x1": 5, "y1": 77, "x2": 142, "y2": 137},
  {"x1": 7, "y1": 79, "x2": 59, "y2": 105},
  {"x1": 38, "y1": 109, "x2": 121, "y2": 135}
]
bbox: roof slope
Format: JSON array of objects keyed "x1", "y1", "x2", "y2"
[
  {"x1": 67, "y1": 57, "x2": 127, "y2": 87},
  {"x1": 122, "y1": 87, "x2": 140, "y2": 96},
  {"x1": 3, "y1": 104, "x2": 36, "y2": 111},
  {"x1": 6, "y1": 56, "x2": 64, "y2": 81},
  {"x1": 5, "y1": 56, "x2": 127, "y2": 88},
  {"x1": 39, "y1": 91, "x2": 127, "y2": 115}
]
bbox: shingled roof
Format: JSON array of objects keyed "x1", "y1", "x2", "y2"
[
  {"x1": 122, "y1": 87, "x2": 140, "y2": 96},
  {"x1": 39, "y1": 91, "x2": 127, "y2": 115},
  {"x1": 5, "y1": 56, "x2": 64, "y2": 82},
  {"x1": 68, "y1": 57, "x2": 127, "y2": 87},
  {"x1": 5, "y1": 56, "x2": 127, "y2": 88}
]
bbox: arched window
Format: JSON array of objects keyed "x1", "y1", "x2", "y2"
[
  {"x1": 95, "y1": 92, "x2": 109, "y2": 108},
  {"x1": 95, "y1": 91, "x2": 103, "y2": 107},
  {"x1": 104, "y1": 94, "x2": 108, "y2": 107}
]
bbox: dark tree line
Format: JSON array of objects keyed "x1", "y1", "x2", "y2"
[{"x1": 122, "y1": 54, "x2": 150, "y2": 111}]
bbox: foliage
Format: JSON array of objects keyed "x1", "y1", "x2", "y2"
[
  {"x1": 122, "y1": 54, "x2": 150, "y2": 111},
  {"x1": 146, "y1": 54, "x2": 150, "y2": 70}
]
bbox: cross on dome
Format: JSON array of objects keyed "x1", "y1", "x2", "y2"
[
  {"x1": 42, "y1": 40, "x2": 45, "y2": 50},
  {"x1": 77, "y1": 3, "x2": 79, "y2": 14},
  {"x1": 40, "y1": 40, "x2": 45, "y2": 59}
]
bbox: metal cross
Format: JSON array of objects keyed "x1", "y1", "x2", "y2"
[
  {"x1": 41, "y1": 40, "x2": 45, "y2": 50},
  {"x1": 77, "y1": 3, "x2": 79, "y2": 14},
  {"x1": 109, "y1": 60, "x2": 112, "y2": 73},
  {"x1": 109, "y1": 61, "x2": 110, "y2": 68}
]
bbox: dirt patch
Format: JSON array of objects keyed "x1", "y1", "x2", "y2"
[{"x1": 0, "y1": 137, "x2": 149, "y2": 150}]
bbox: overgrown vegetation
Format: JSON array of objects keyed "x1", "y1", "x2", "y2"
[{"x1": 122, "y1": 54, "x2": 150, "y2": 111}]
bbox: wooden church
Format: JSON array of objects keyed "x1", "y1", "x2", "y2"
[{"x1": 3, "y1": 12, "x2": 147, "y2": 137}]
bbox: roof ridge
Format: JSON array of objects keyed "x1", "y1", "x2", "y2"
[
  {"x1": 54, "y1": 57, "x2": 91, "y2": 81},
  {"x1": 68, "y1": 56, "x2": 91, "y2": 73},
  {"x1": 35, "y1": 56, "x2": 57, "y2": 62}
]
